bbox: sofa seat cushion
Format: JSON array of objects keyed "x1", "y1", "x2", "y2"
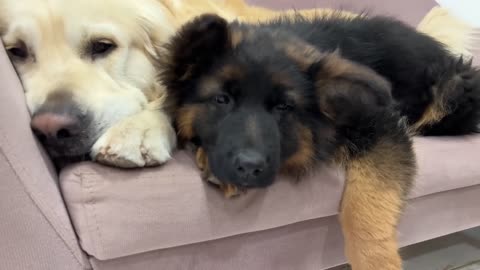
[{"x1": 59, "y1": 135, "x2": 480, "y2": 260}]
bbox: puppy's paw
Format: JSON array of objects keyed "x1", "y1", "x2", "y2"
[{"x1": 91, "y1": 111, "x2": 176, "y2": 168}]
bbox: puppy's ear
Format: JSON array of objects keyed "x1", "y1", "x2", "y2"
[{"x1": 160, "y1": 14, "x2": 231, "y2": 92}]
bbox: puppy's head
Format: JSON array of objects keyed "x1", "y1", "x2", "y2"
[
  {"x1": 160, "y1": 14, "x2": 392, "y2": 188},
  {"x1": 0, "y1": 0, "x2": 176, "y2": 159}
]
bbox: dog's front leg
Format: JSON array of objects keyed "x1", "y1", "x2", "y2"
[
  {"x1": 339, "y1": 138, "x2": 415, "y2": 270},
  {"x1": 91, "y1": 108, "x2": 176, "y2": 168}
]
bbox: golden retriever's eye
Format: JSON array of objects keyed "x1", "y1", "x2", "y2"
[
  {"x1": 6, "y1": 41, "x2": 29, "y2": 61},
  {"x1": 89, "y1": 39, "x2": 116, "y2": 59}
]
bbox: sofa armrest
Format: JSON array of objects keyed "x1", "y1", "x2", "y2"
[{"x1": 0, "y1": 44, "x2": 90, "y2": 269}]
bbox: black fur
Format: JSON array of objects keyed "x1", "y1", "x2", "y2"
[
  {"x1": 253, "y1": 14, "x2": 480, "y2": 134},
  {"x1": 160, "y1": 13, "x2": 479, "y2": 188}
]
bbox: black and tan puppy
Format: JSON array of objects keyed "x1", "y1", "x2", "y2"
[{"x1": 159, "y1": 13, "x2": 480, "y2": 270}]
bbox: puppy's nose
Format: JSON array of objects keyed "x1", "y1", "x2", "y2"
[
  {"x1": 31, "y1": 113, "x2": 79, "y2": 141},
  {"x1": 233, "y1": 150, "x2": 266, "y2": 181}
]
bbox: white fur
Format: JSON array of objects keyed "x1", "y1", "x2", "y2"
[
  {"x1": 0, "y1": 0, "x2": 177, "y2": 167},
  {"x1": 418, "y1": 6, "x2": 479, "y2": 58}
]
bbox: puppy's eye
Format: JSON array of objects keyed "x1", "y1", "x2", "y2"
[
  {"x1": 274, "y1": 103, "x2": 294, "y2": 112},
  {"x1": 214, "y1": 94, "x2": 230, "y2": 105},
  {"x1": 89, "y1": 39, "x2": 116, "y2": 59},
  {"x1": 6, "y1": 41, "x2": 29, "y2": 61}
]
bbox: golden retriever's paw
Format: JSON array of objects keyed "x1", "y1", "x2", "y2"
[{"x1": 91, "y1": 112, "x2": 176, "y2": 168}]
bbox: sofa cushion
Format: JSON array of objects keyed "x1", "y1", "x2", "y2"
[
  {"x1": 60, "y1": 135, "x2": 480, "y2": 260},
  {"x1": 89, "y1": 184, "x2": 480, "y2": 270}
]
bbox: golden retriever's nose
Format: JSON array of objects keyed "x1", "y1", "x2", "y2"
[{"x1": 31, "y1": 113, "x2": 79, "y2": 141}]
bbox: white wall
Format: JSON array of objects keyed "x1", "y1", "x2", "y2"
[{"x1": 436, "y1": 0, "x2": 480, "y2": 27}]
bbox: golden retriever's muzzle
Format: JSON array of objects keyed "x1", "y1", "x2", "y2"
[{"x1": 30, "y1": 91, "x2": 96, "y2": 158}]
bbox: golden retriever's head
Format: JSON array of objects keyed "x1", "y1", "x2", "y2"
[{"x1": 0, "y1": 0, "x2": 176, "y2": 158}]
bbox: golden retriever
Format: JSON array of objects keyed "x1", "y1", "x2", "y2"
[
  {"x1": 0, "y1": 0, "x2": 475, "y2": 168},
  {"x1": 0, "y1": 0, "x2": 179, "y2": 167}
]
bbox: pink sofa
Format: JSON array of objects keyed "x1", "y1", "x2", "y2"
[{"x1": 1, "y1": 1, "x2": 480, "y2": 270}]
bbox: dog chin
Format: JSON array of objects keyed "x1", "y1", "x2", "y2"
[
  {"x1": 40, "y1": 135, "x2": 97, "y2": 159},
  {"x1": 51, "y1": 153, "x2": 92, "y2": 171},
  {"x1": 48, "y1": 147, "x2": 92, "y2": 158},
  {"x1": 214, "y1": 172, "x2": 276, "y2": 189}
]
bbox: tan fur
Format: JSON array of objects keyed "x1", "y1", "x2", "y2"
[
  {"x1": 270, "y1": 71, "x2": 297, "y2": 89},
  {"x1": 408, "y1": 79, "x2": 459, "y2": 135},
  {"x1": 230, "y1": 26, "x2": 259, "y2": 49},
  {"x1": 282, "y1": 41, "x2": 325, "y2": 70},
  {"x1": 230, "y1": 28, "x2": 244, "y2": 47},
  {"x1": 195, "y1": 146, "x2": 209, "y2": 172},
  {"x1": 339, "y1": 138, "x2": 415, "y2": 270},
  {"x1": 230, "y1": 27, "x2": 255, "y2": 47},
  {"x1": 161, "y1": 0, "x2": 357, "y2": 26},
  {"x1": 195, "y1": 146, "x2": 241, "y2": 198},
  {"x1": 176, "y1": 105, "x2": 203, "y2": 140},
  {"x1": 270, "y1": 71, "x2": 306, "y2": 106},
  {"x1": 281, "y1": 124, "x2": 315, "y2": 175},
  {"x1": 197, "y1": 64, "x2": 244, "y2": 97},
  {"x1": 198, "y1": 77, "x2": 222, "y2": 98},
  {"x1": 408, "y1": 104, "x2": 447, "y2": 134},
  {"x1": 317, "y1": 52, "x2": 362, "y2": 79},
  {"x1": 219, "y1": 63, "x2": 245, "y2": 79},
  {"x1": 280, "y1": 38, "x2": 390, "y2": 94}
]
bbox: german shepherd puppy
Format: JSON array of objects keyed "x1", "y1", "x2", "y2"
[{"x1": 159, "y1": 13, "x2": 480, "y2": 270}]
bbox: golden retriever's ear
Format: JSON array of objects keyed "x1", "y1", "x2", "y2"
[
  {"x1": 134, "y1": 0, "x2": 177, "y2": 60},
  {"x1": 159, "y1": 14, "x2": 231, "y2": 91},
  {"x1": 0, "y1": 6, "x2": 6, "y2": 36}
]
